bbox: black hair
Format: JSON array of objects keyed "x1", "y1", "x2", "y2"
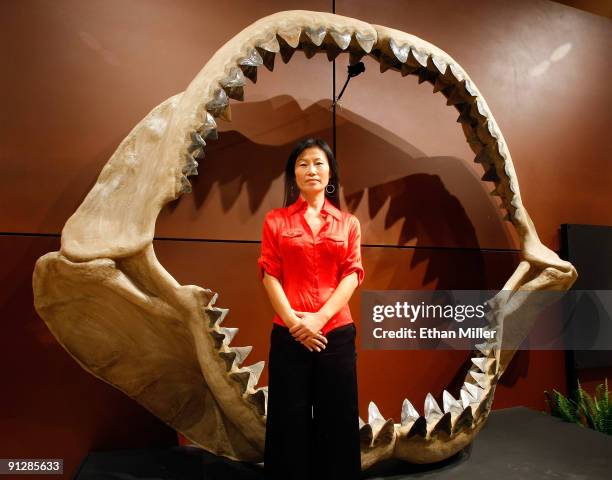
[{"x1": 283, "y1": 137, "x2": 340, "y2": 208}]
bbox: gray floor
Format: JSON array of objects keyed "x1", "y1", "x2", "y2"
[
  {"x1": 362, "y1": 407, "x2": 612, "y2": 479},
  {"x1": 75, "y1": 407, "x2": 612, "y2": 479}
]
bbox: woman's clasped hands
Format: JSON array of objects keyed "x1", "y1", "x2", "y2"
[{"x1": 288, "y1": 310, "x2": 329, "y2": 352}]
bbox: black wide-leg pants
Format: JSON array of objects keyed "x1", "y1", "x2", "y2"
[{"x1": 264, "y1": 323, "x2": 361, "y2": 480}]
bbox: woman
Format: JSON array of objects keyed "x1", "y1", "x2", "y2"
[{"x1": 257, "y1": 137, "x2": 365, "y2": 480}]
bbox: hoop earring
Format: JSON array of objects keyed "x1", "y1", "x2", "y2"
[{"x1": 325, "y1": 184, "x2": 335, "y2": 194}]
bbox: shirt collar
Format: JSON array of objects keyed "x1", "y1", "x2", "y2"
[{"x1": 287, "y1": 195, "x2": 341, "y2": 221}]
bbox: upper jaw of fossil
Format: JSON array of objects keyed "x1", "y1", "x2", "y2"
[{"x1": 33, "y1": 10, "x2": 577, "y2": 470}]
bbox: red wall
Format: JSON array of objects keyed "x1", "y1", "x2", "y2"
[{"x1": 1, "y1": 0, "x2": 610, "y2": 477}]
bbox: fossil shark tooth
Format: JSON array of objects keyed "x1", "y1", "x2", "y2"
[
  {"x1": 230, "y1": 360, "x2": 265, "y2": 393},
  {"x1": 220, "y1": 67, "x2": 246, "y2": 101},
  {"x1": 238, "y1": 48, "x2": 263, "y2": 82},
  {"x1": 239, "y1": 46, "x2": 264, "y2": 66},
  {"x1": 389, "y1": 37, "x2": 409, "y2": 63},
  {"x1": 205, "y1": 291, "x2": 219, "y2": 308},
  {"x1": 246, "y1": 361, "x2": 266, "y2": 389},
  {"x1": 276, "y1": 33, "x2": 296, "y2": 64},
  {"x1": 469, "y1": 371, "x2": 489, "y2": 389},
  {"x1": 256, "y1": 35, "x2": 279, "y2": 71},
  {"x1": 257, "y1": 50, "x2": 276, "y2": 71},
  {"x1": 221, "y1": 66, "x2": 246, "y2": 87},
  {"x1": 278, "y1": 26, "x2": 301, "y2": 48},
  {"x1": 409, "y1": 47, "x2": 428, "y2": 67},
  {"x1": 454, "y1": 81, "x2": 477, "y2": 104},
  {"x1": 182, "y1": 157, "x2": 198, "y2": 176},
  {"x1": 179, "y1": 175, "x2": 192, "y2": 194},
  {"x1": 247, "y1": 386, "x2": 268, "y2": 416},
  {"x1": 429, "y1": 55, "x2": 448, "y2": 75},
  {"x1": 206, "y1": 88, "x2": 231, "y2": 121},
  {"x1": 464, "y1": 79, "x2": 478, "y2": 97},
  {"x1": 219, "y1": 326, "x2": 239, "y2": 345},
  {"x1": 424, "y1": 393, "x2": 443, "y2": 423},
  {"x1": 219, "y1": 345, "x2": 253, "y2": 371},
  {"x1": 219, "y1": 350, "x2": 237, "y2": 371},
  {"x1": 373, "y1": 418, "x2": 395, "y2": 447},
  {"x1": 475, "y1": 388, "x2": 495, "y2": 418},
  {"x1": 452, "y1": 406, "x2": 474, "y2": 434},
  {"x1": 368, "y1": 401, "x2": 385, "y2": 429},
  {"x1": 406, "y1": 416, "x2": 427, "y2": 438},
  {"x1": 330, "y1": 29, "x2": 352, "y2": 50},
  {"x1": 205, "y1": 306, "x2": 228, "y2": 328},
  {"x1": 355, "y1": 31, "x2": 375, "y2": 53},
  {"x1": 474, "y1": 341, "x2": 493, "y2": 356},
  {"x1": 460, "y1": 388, "x2": 474, "y2": 409},
  {"x1": 464, "y1": 382, "x2": 484, "y2": 401},
  {"x1": 431, "y1": 411, "x2": 452, "y2": 437},
  {"x1": 487, "y1": 119, "x2": 501, "y2": 139},
  {"x1": 189, "y1": 146, "x2": 204, "y2": 163},
  {"x1": 304, "y1": 26, "x2": 326, "y2": 46},
  {"x1": 444, "y1": 63, "x2": 465, "y2": 83},
  {"x1": 231, "y1": 345, "x2": 253, "y2": 366},
  {"x1": 187, "y1": 147, "x2": 204, "y2": 165},
  {"x1": 257, "y1": 34, "x2": 280, "y2": 52},
  {"x1": 300, "y1": 27, "x2": 322, "y2": 58},
  {"x1": 442, "y1": 390, "x2": 463, "y2": 415},
  {"x1": 436, "y1": 63, "x2": 461, "y2": 87},
  {"x1": 322, "y1": 29, "x2": 351, "y2": 62},
  {"x1": 202, "y1": 127, "x2": 218, "y2": 141},
  {"x1": 471, "y1": 357, "x2": 489, "y2": 373},
  {"x1": 486, "y1": 357, "x2": 498, "y2": 373},
  {"x1": 210, "y1": 326, "x2": 239, "y2": 349},
  {"x1": 470, "y1": 97, "x2": 489, "y2": 124},
  {"x1": 191, "y1": 131, "x2": 206, "y2": 147},
  {"x1": 199, "y1": 111, "x2": 218, "y2": 141},
  {"x1": 189, "y1": 145, "x2": 203, "y2": 160},
  {"x1": 401, "y1": 398, "x2": 420, "y2": 426}
]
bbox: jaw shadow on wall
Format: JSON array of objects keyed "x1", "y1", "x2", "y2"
[{"x1": 163, "y1": 95, "x2": 528, "y2": 386}]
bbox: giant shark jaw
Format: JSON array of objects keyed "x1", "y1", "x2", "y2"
[{"x1": 32, "y1": 10, "x2": 577, "y2": 470}]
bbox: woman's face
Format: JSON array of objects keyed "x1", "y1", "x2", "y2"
[{"x1": 294, "y1": 146, "x2": 330, "y2": 196}]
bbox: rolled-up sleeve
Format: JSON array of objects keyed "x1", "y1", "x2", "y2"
[
  {"x1": 257, "y1": 212, "x2": 283, "y2": 282},
  {"x1": 338, "y1": 216, "x2": 365, "y2": 287}
]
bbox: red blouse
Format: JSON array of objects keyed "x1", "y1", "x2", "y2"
[{"x1": 257, "y1": 195, "x2": 365, "y2": 335}]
